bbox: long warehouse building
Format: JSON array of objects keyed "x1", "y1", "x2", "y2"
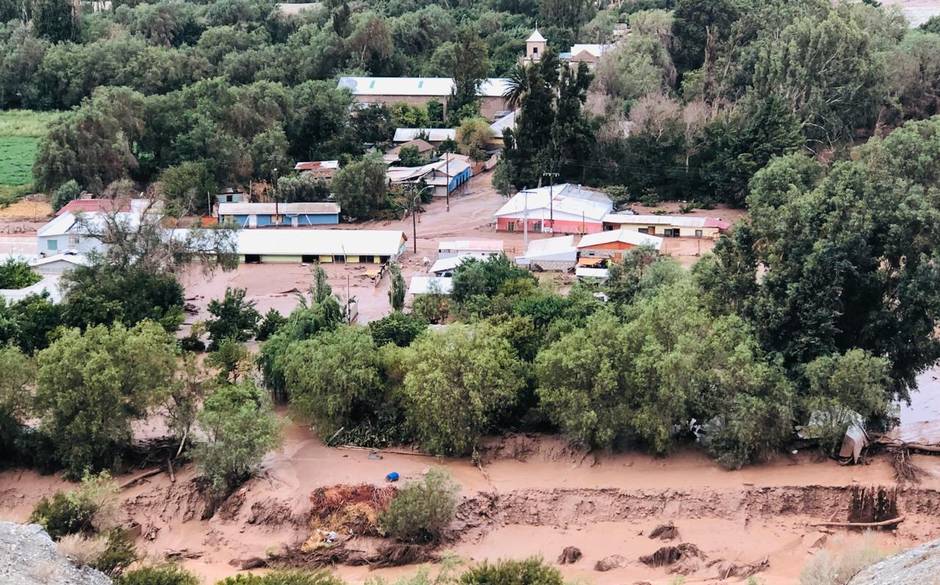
[{"x1": 235, "y1": 229, "x2": 407, "y2": 264}]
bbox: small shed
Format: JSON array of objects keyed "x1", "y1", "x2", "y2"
[
  {"x1": 577, "y1": 229, "x2": 663, "y2": 264},
  {"x1": 294, "y1": 160, "x2": 339, "y2": 180},
  {"x1": 30, "y1": 253, "x2": 89, "y2": 276},
  {"x1": 515, "y1": 235, "x2": 577, "y2": 271}
]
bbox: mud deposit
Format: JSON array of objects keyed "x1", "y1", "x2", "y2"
[{"x1": 4, "y1": 428, "x2": 940, "y2": 585}]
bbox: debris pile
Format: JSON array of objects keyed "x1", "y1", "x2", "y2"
[
  {"x1": 640, "y1": 543, "x2": 706, "y2": 575},
  {"x1": 302, "y1": 484, "x2": 397, "y2": 551},
  {"x1": 648, "y1": 522, "x2": 679, "y2": 541},
  {"x1": 557, "y1": 546, "x2": 582, "y2": 564}
]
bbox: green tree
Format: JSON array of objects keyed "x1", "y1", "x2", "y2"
[
  {"x1": 0, "y1": 345, "x2": 33, "y2": 467},
  {"x1": 451, "y1": 254, "x2": 535, "y2": 306},
  {"x1": 32, "y1": 0, "x2": 76, "y2": 42},
  {"x1": 369, "y1": 311, "x2": 426, "y2": 348},
  {"x1": 695, "y1": 94, "x2": 803, "y2": 206},
  {"x1": 804, "y1": 349, "x2": 890, "y2": 420},
  {"x1": 34, "y1": 322, "x2": 177, "y2": 477},
  {"x1": 282, "y1": 326, "x2": 383, "y2": 437},
  {"x1": 256, "y1": 308, "x2": 286, "y2": 341},
  {"x1": 205, "y1": 288, "x2": 261, "y2": 350},
  {"x1": 158, "y1": 161, "x2": 216, "y2": 215},
  {"x1": 400, "y1": 323, "x2": 525, "y2": 455},
  {"x1": 116, "y1": 565, "x2": 200, "y2": 585},
  {"x1": 0, "y1": 257, "x2": 39, "y2": 289},
  {"x1": 448, "y1": 26, "x2": 489, "y2": 125},
  {"x1": 670, "y1": 0, "x2": 742, "y2": 76},
  {"x1": 7, "y1": 292, "x2": 62, "y2": 354},
  {"x1": 388, "y1": 262, "x2": 405, "y2": 311},
  {"x1": 331, "y1": 155, "x2": 388, "y2": 219},
  {"x1": 62, "y1": 264, "x2": 185, "y2": 333},
  {"x1": 194, "y1": 382, "x2": 281, "y2": 498},
  {"x1": 456, "y1": 117, "x2": 492, "y2": 162},
  {"x1": 51, "y1": 180, "x2": 82, "y2": 212}
]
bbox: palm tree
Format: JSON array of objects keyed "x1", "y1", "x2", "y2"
[{"x1": 502, "y1": 64, "x2": 531, "y2": 110}]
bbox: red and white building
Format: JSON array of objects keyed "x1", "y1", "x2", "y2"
[{"x1": 494, "y1": 184, "x2": 613, "y2": 235}]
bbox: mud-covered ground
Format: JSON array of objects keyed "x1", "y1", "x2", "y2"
[{"x1": 2, "y1": 423, "x2": 940, "y2": 585}]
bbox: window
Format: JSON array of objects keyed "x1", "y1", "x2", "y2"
[
  {"x1": 301, "y1": 255, "x2": 316, "y2": 264},
  {"x1": 695, "y1": 229, "x2": 703, "y2": 238},
  {"x1": 47, "y1": 239, "x2": 58, "y2": 252},
  {"x1": 69, "y1": 235, "x2": 80, "y2": 246},
  {"x1": 244, "y1": 254, "x2": 261, "y2": 264},
  {"x1": 533, "y1": 46, "x2": 539, "y2": 55}
]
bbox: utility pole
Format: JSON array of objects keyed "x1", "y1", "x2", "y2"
[
  {"x1": 412, "y1": 189, "x2": 419, "y2": 254},
  {"x1": 272, "y1": 167, "x2": 279, "y2": 227},
  {"x1": 522, "y1": 186, "x2": 529, "y2": 249},
  {"x1": 543, "y1": 171, "x2": 559, "y2": 234},
  {"x1": 445, "y1": 151, "x2": 450, "y2": 212}
]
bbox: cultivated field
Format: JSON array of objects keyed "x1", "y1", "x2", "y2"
[{"x1": 0, "y1": 110, "x2": 60, "y2": 203}]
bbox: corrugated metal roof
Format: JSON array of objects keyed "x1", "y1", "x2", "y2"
[
  {"x1": 38, "y1": 213, "x2": 78, "y2": 237},
  {"x1": 55, "y1": 198, "x2": 127, "y2": 217},
  {"x1": 438, "y1": 239, "x2": 504, "y2": 252},
  {"x1": 494, "y1": 184, "x2": 613, "y2": 222},
  {"x1": 233, "y1": 229, "x2": 406, "y2": 257},
  {"x1": 578, "y1": 229, "x2": 663, "y2": 250},
  {"x1": 568, "y1": 44, "x2": 611, "y2": 58},
  {"x1": 338, "y1": 77, "x2": 511, "y2": 98},
  {"x1": 218, "y1": 202, "x2": 340, "y2": 216},
  {"x1": 393, "y1": 128, "x2": 456, "y2": 142},
  {"x1": 294, "y1": 160, "x2": 339, "y2": 171}
]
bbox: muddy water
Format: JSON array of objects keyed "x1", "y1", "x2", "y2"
[{"x1": 896, "y1": 364, "x2": 940, "y2": 443}]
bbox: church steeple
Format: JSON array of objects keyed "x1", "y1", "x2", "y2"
[{"x1": 525, "y1": 29, "x2": 546, "y2": 63}]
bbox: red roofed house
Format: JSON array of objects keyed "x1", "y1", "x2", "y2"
[
  {"x1": 295, "y1": 160, "x2": 340, "y2": 181},
  {"x1": 55, "y1": 198, "x2": 129, "y2": 217}
]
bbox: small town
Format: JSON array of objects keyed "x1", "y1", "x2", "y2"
[{"x1": 1, "y1": 1, "x2": 940, "y2": 584}]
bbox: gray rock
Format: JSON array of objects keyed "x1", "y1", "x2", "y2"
[
  {"x1": 848, "y1": 538, "x2": 940, "y2": 585},
  {"x1": 0, "y1": 521, "x2": 111, "y2": 585}
]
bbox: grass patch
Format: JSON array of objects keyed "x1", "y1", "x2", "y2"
[
  {"x1": 0, "y1": 110, "x2": 61, "y2": 204},
  {"x1": 0, "y1": 136, "x2": 39, "y2": 186},
  {"x1": 0, "y1": 109, "x2": 62, "y2": 138}
]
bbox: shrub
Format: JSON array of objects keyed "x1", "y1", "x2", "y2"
[
  {"x1": 51, "y1": 180, "x2": 82, "y2": 212},
  {"x1": 206, "y1": 288, "x2": 261, "y2": 350},
  {"x1": 381, "y1": 469, "x2": 458, "y2": 543},
  {"x1": 216, "y1": 571, "x2": 345, "y2": 585},
  {"x1": 0, "y1": 258, "x2": 40, "y2": 289},
  {"x1": 799, "y1": 533, "x2": 888, "y2": 585},
  {"x1": 57, "y1": 533, "x2": 109, "y2": 566},
  {"x1": 29, "y1": 472, "x2": 117, "y2": 539},
  {"x1": 116, "y1": 565, "x2": 200, "y2": 585},
  {"x1": 93, "y1": 529, "x2": 138, "y2": 576},
  {"x1": 459, "y1": 558, "x2": 564, "y2": 585},
  {"x1": 369, "y1": 312, "x2": 426, "y2": 348},
  {"x1": 411, "y1": 293, "x2": 450, "y2": 324},
  {"x1": 256, "y1": 308, "x2": 287, "y2": 341}
]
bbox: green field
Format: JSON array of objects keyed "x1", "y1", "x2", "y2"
[{"x1": 0, "y1": 110, "x2": 61, "y2": 202}]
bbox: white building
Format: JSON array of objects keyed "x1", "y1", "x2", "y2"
[
  {"x1": 230, "y1": 229, "x2": 408, "y2": 264},
  {"x1": 437, "y1": 239, "x2": 504, "y2": 259},
  {"x1": 408, "y1": 276, "x2": 453, "y2": 296},
  {"x1": 494, "y1": 184, "x2": 613, "y2": 235},
  {"x1": 36, "y1": 199, "x2": 157, "y2": 257},
  {"x1": 515, "y1": 235, "x2": 578, "y2": 271},
  {"x1": 602, "y1": 214, "x2": 730, "y2": 238}
]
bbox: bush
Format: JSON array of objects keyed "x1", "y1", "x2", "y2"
[
  {"x1": 0, "y1": 258, "x2": 40, "y2": 289},
  {"x1": 256, "y1": 308, "x2": 287, "y2": 341},
  {"x1": 380, "y1": 469, "x2": 458, "y2": 543},
  {"x1": 411, "y1": 293, "x2": 450, "y2": 324},
  {"x1": 51, "y1": 180, "x2": 82, "y2": 212},
  {"x1": 799, "y1": 534, "x2": 888, "y2": 585},
  {"x1": 93, "y1": 529, "x2": 138, "y2": 576},
  {"x1": 216, "y1": 571, "x2": 346, "y2": 585},
  {"x1": 116, "y1": 565, "x2": 200, "y2": 585},
  {"x1": 459, "y1": 558, "x2": 564, "y2": 585},
  {"x1": 29, "y1": 472, "x2": 117, "y2": 539},
  {"x1": 206, "y1": 288, "x2": 261, "y2": 350},
  {"x1": 369, "y1": 312, "x2": 427, "y2": 348},
  {"x1": 57, "y1": 533, "x2": 109, "y2": 567}
]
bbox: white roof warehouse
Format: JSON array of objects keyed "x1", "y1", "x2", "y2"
[{"x1": 178, "y1": 228, "x2": 408, "y2": 264}]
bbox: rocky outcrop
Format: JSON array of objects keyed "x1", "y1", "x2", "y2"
[
  {"x1": 849, "y1": 538, "x2": 940, "y2": 585},
  {"x1": 0, "y1": 522, "x2": 111, "y2": 585}
]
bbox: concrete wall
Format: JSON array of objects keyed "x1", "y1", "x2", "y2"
[
  {"x1": 352, "y1": 95, "x2": 510, "y2": 121},
  {"x1": 497, "y1": 217, "x2": 604, "y2": 235},
  {"x1": 37, "y1": 234, "x2": 102, "y2": 256}
]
